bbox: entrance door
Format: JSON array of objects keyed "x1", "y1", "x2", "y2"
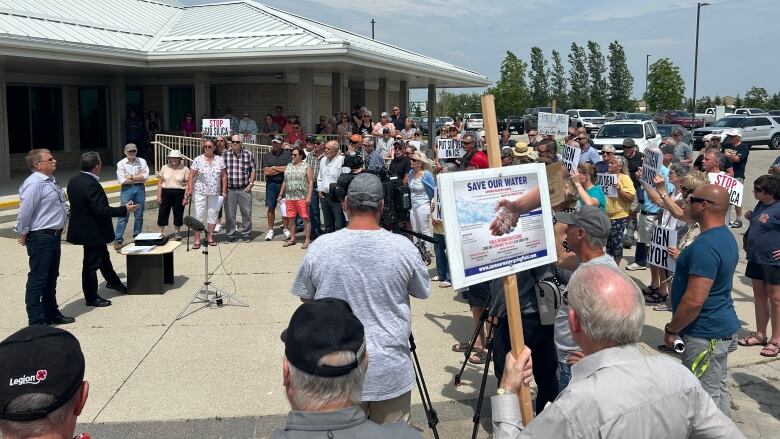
[
  {"x1": 6, "y1": 85, "x2": 63, "y2": 153},
  {"x1": 168, "y1": 87, "x2": 194, "y2": 132},
  {"x1": 78, "y1": 87, "x2": 108, "y2": 150}
]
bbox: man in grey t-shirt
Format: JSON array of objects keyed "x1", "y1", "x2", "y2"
[{"x1": 291, "y1": 173, "x2": 430, "y2": 424}]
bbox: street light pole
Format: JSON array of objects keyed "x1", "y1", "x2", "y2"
[
  {"x1": 371, "y1": 18, "x2": 376, "y2": 39},
  {"x1": 692, "y1": 2, "x2": 710, "y2": 127},
  {"x1": 645, "y1": 54, "x2": 651, "y2": 102}
]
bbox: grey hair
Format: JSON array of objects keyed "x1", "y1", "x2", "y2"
[
  {"x1": 80, "y1": 151, "x2": 101, "y2": 172},
  {"x1": 611, "y1": 155, "x2": 628, "y2": 174},
  {"x1": 585, "y1": 233, "x2": 608, "y2": 250},
  {"x1": 287, "y1": 350, "x2": 366, "y2": 411},
  {"x1": 0, "y1": 393, "x2": 76, "y2": 437},
  {"x1": 662, "y1": 136, "x2": 677, "y2": 146},
  {"x1": 602, "y1": 144, "x2": 616, "y2": 153},
  {"x1": 703, "y1": 147, "x2": 722, "y2": 161},
  {"x1": 567, "y1": 264, "x2": 645, "y2": 346},
  {"x1": 669, "y1": 163, "x2": 691, "y2": 178},
  {"x1": 26, "y1": 148, "x2": 51, "y2": 171}
]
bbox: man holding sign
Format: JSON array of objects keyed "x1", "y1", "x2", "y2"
[{"x1": 721, "y1": 129, "x2": 749, "y2": 228}]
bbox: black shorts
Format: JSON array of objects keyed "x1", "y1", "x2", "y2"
[
  {"x1": 467, "y1": 281, "x2": 492, "y2": 308},
  {"x1": 746, "y1": 261, "x2": 780, "y2": 285}
]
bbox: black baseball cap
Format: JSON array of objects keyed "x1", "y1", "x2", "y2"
[
  {"x1": 306, "y1": 134, "x2": 316, "y2": 143},
  {"x1": 555, "y1": 205, "x2": 610, "y2": 239},
  {"x1": 0, "y1": 326, "x2": 85, "y2": 421},
  {"x1": 661, "y1": 144, "x2": 676, "y2": 155},
  {"x1": 281, "y1": 298, "x2": 365, "y2": 377}
]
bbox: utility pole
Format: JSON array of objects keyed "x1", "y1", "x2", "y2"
[
  {"x1": 692, "y1": 2, "x2": 710, "y2": 124},
  {"x1": 645, "y1": 54, "x2": 651, "y2": 101},
  {"x1": 371, "y1": 19, "x2": 375, "y2": 39}
]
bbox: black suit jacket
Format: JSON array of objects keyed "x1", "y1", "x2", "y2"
[{"x1": 66, "y1": 172, "x2": 128, "y2": 246}]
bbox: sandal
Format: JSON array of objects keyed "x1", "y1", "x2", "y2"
[
  {"x1": 192, "y1": 243, "x2": 201, "y2": 249},
  {"x1": 760, "y1": 341, "x2": 780, "y2": 358},
  {"x1": 468, "y1": 349, "x2": 488, "y2": 365},
  {"x1": 642, "y1": 286, "x2": 659, "y2": 296},
  {"x1": 301, "y1": 241, "x2": 310, "y2": 250},
  {"x1": 738, "y1": 332, "x2": 768, "y2": 347},
  {"x1": 452, "y1": 340, "x2": 476, "y2": 353},
  {"x1": 653, "y1": 302, "x2": 672, "y2": 312},
  {"x1": 208, "y1": 240, "x2": 217, "y2": 246},
  {"x1": 282, "y1": 240, "x2": 297, "y2": 247},
  {"x1": 644, "y1": 291, "x2": 668, "y2": 304},
  {"x1": 431, "y1": 276, "x2": 442, "y2": 281}
]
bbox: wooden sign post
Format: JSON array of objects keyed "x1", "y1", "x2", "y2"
[{"x1": 481, "y1": 94, "x2": 535, "y2": 425}]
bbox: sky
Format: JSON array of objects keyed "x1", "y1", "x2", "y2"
[{"x1": 181, "y1": 0, "x2": 780, "y2": 103}]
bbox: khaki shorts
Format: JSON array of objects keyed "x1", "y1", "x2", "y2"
[{"x1": 362, "y1": 390, "x2": 411, "y2": 424}]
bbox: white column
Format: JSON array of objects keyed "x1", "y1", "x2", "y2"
[
  {"x1": 378, "y1": 78, "x2": 387, "y2": 113},
  {"x1": 194, "y1": 72, "x2": 210, "y2": 122},
  {"x1": 399, "y1": 81, "x2": 409, "y2": 116},
  {"x1": 0, "y1": 67, "x2": 9, "y2": 181},
  {"x1": 299, "y1": 68, "x2": 315, "y2": 133},
  {"x1": 109, "y1": 74, "x2": 126, "y2": 164}
]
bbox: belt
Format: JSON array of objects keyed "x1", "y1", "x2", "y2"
[
  {"x1": 29, "y1": 228, "x2": 63, "y2": 236},
  {"x1": 123, "y1": 183, "x2": 145, "y2": 187},
  {"x1": 640, "y1": 210, "x2": 660, "y2": 216},
  {"x1": 228, "y1": 186, "x2": 248, "y2": 190}
]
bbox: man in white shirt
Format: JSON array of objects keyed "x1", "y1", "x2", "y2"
[
  {"x1": 114, "y1": 143, "x2": 149, "y2": 249},
  {"x1": 317, "y1": 140, "x2": 346, "y2": 233}
]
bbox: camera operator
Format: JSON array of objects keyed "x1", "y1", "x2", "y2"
[{"x1": 291, "y1": 173, "x2": 431, "y2": 424}]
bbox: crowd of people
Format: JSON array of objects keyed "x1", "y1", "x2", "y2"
[{"x1": 9, "y1": 96, "x2": 780, "y2": 438}]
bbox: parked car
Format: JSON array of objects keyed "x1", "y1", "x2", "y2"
[
  {"x1": 733, "y1": 108, "x2": 767, "y2": 115},
  {"x1": 566, "y1": 109, "x2": 608, "y2": 135},
  {"x1": 523, "y1": 107, "x2": 571, "y2": 133},
  {"x1": 769, "y1": 110, "x2": 780, "y2": 116},
  {"x1": 695, "y1": 107, "x2": 733, "y2": 126},
  {"x1": 653, "y1": 110, "x2": 703, "y2": 129},
  {"x1": 604, "y1": 111, "x2": 626, "y2": 122},
  {"x1": 656, "y1": 124, "x2": 692, "y2": 145},
  {"x1": 691, "y1": 115, "x2": 780, "y2": 150},
  {"x1": 616, "y1": 112, "x2": 652, "y2": 121},
  {"x1": 415, "y1": 116, "x2": 454, "y2": 136},
  {"x1": 592, "y1": 120, "x2": 662, "y2": 153},
  {"x1": 464, "y1": 112, "x2": 484, "y2": 130},
  {"x1": 497, "y1": 115, "x2": 524, "y2": 134}
]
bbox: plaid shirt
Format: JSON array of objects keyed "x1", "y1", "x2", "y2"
[
  {"x1": 306, "y1": 150, "x2": 322, "y2": 184},
  {"x1": 223, "y1": 147, "x2": 256, "y2": 189}
]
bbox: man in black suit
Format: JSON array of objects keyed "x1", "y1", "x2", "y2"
[{"x1": 67, "y1": 152, "x2": 138, "y2": 307}]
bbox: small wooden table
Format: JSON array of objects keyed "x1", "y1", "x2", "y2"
[{"x1": 120, "y1": 241, "x2": 181, "y2": 294}]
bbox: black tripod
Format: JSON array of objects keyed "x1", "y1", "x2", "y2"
[
  {"x1": 409, "y1": 333, "x2": 440, "y2": 439},
  {"x1": 452, "y1": 295, "x2": 499, "y2": 439}
]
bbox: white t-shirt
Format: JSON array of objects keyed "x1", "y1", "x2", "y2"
[{"x1": 291, "y1": 228, "x2": 431, "y2": 401}]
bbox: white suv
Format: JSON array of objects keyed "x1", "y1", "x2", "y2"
[
  {"x1": 592, "y1": 120, "x2": 662, "y2": 153},
  {"x1": 464, "y1": 113, "x2": 484, "y2": 130},
  {"x1": 566, "y1": 109, "x2": 607, "y2": 135}
]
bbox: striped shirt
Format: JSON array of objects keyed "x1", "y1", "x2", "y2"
[
  {"x1": 223, "y1": 147, "x2": 256, "y2": 189},
  {"x1": 305, "y1": 150, "x2": 322, "y2": 185},
  {"x1": 15, "y1": 172, "x2": 68, "y2": 235}
]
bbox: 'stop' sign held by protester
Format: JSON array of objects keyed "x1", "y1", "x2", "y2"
[
  {"x1": 202, "y1": 119, "x2": 231, "y2": 138},
  {"x1": 708, "y1": 172, "x2": 744, "y2": 207}
]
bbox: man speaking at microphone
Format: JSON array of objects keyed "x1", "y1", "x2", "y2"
[
  {"x1": 291, "y1": 173, "x2": 430, "y2": 424},
  {"x1": 67, "y1": 152, "x2": 138, "y2": 308}
]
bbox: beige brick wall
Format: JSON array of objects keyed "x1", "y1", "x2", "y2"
[
  {"x1": 364, "y1": 90, "x2": 378, "y2": 115},
  {"x1": 388, "y1": 92, "x2": 400, "y2": 111},
  {"x1": 315, "y1": 85, "x2": 332, "y2": 119},
  {"x1": 213, "y1": 83, "x2": 303, "y2": 120}
]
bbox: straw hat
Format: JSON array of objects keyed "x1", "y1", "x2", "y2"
[
  {"x1": 512, "y1": 144, "x2": 538, "y2": 159},
  {"x1": 167, "y1": 149, "x2": 184, "y2": 159}
]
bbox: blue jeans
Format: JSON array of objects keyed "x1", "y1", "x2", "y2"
[
  {"x1": 433, "y1": 233, "x2": 449, "y2": 281},
  {"x1": 558, "y1": 361, "x2": 572, "y2": 392},
  {"x1": 309, "y1": 190, "x2": 321, "y2": 236},
  {"x1": 115, "y1": 185, "x2": 145, "y2": 242},
  {"x1": 25, "y1": 232, "x2": 62, "y2": 325}
]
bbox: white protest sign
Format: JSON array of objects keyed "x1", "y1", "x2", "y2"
[
  {"x1": 408, "y1": 140, "x2": 421, "y2": 150},
  {"x1": 437, "y1": 139, "x2": 465, "y2": 159},
  {"x1": 596, "y1": 173, "x2": 618, "y2": 197},
  {"x1": 647, "y1": 224, "x2": 678, "y2": 272},
  {"x1": 432, "y1": 187, "x2": 442, "y2": 222},
  {"x1": 561, "y1": 144, "x2": 580, "y2": 175},
  {"x1": 202, "y1": 119, "x2": 231, "y2": 138},
  {"x1": 242, "y1": 133, "x2": 257, "y2": 144},
  {"x1": 708, "y1": 172, "x2": 743, "y2": 207},
  {"x1": 641, "y1": 148, "x2": 663, "y2": 187},
  {"x1": 537, "y1": 112, "x2": 570, "y2": 136},
  {"x1": 438, "y1": 163, "x2": 558, "y2": 289}
]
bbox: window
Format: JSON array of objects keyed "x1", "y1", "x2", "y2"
[
  {"x1": 78, "y1": 87, "x2": 108, "y2": 150},
  {"x1": 597, "y1": 124, "x2": 643, "y2": 139},
  {"x1": 168, "y1": 87, "x2": 194, "y2": 131},
  {"x1": 752, "y1": 117, "x2": 771, "y2": 127},
  {"x1": 579, "y1": 110, "x2": 602, "y2": 117},
  {"x1": 713, "y1": 117, "x2": 745, "y2": 128},
  {"x1": 7, "y1": 86, "x2": 63, "y2": 153}
]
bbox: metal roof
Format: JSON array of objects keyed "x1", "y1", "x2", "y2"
[{"x1": 0, "y1": 0, "x2": 488, "y2": 86}]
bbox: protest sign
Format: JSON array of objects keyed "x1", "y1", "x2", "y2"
[
  {"x1": 537, "y1": 112, "x2": 570, "y2": 136},
  {"x1": 431, "y1": 187, "x2": 442, "y2": 222},
  {"x1": 708, "y1": 172, "x2": 743, "y2": 207},
  {"x1": 438, "y1": 163, "x2": 557, "y2": 289},
  {"x1": 546, "y1": 162, "x2": 565, "y2": 206},
  {"x1": 561, "y1": 144, "x2": 580, "y2": 175},
  {"x1": 437, "y1": 138, "x2": 465, "y2": 159},
  {"x1": 647, "y1": 224, "x2": 677, "y2": 271},
  {"x1": 640, "y1": 147, "x2": 663, "y2": 187},
  {"x1": 596, "y1": 173, "x2": 618, "y2": 197},
  {"x1": 407, "y1": 140, "x2": 421, "y2": 151},
  {"x1": 202, "y1": 119, "x2": 231, "y2": 138},
  {"x1": 242, "y1": 133, "x2": 257, "y2": 144}
]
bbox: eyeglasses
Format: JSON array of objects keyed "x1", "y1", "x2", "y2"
[
  {"x1": 603, "y1": 152, "x2": 614, "y2": 155},
  {"x1": 204, "y1": 145, "x2": 214, "y2": 149},
  {"x1": 577, "y1": 137, "x2": 588, "y2": 141},
  {"x1": 688, "y1": 195, "x2": 712, "y2": 204},
  {"x1": 463, "y1": 141, "x2": 474, "y2": 145},
  {"x1": 231, "y1": 140, "x2": 241, "y2": 144},
  {"x1": 36, "y1": 157, "x2": 55, "y2": 163},
  {"x1": 126, "y1": 150, "x2": 137, "y2": 153}
]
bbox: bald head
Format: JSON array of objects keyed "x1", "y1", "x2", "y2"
[
  {"x1": 567, "y1": 264, "x2": 645, "y2": 346},
  {"x1": 696, "y1": 184, "x2": 730, "y2": 212}
]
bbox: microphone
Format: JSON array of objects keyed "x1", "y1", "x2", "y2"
[{"x1": 183, "y1": 215, "x2": 205, "y2": 232}]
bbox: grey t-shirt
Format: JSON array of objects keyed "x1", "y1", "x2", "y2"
[
  {"x1": 554, "y1": 254, "x2": 617, "y2": 361},
  {"x1": 673, "y1": 142, "x2": 692, "y2": 163},
  {"x1": 291, "y1": 228, "x2": 431, "y2": 401}
]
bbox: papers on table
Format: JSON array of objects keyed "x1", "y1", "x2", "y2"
[{"x1": 123, "y1": 245, "x2": 155, "y2": 254}]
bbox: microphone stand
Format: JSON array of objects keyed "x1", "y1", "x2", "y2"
[{"x1": 185, "y1": 195, "x2": 192, "y2": 251}]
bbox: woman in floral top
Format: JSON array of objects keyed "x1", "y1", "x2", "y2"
[
  {"x1": 185, "y1": 139, "x2": 227, "y2": 248},
  {"x1": 278, "y1": 146, "x2": 313, "y2": 248}
]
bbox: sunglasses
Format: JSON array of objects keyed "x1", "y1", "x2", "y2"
[
  {"x1": 231, "y1": 140, "x2": 241, "y2": 144},
  {"x1": 688, "y1": 195, "x2": 712, "y2": 204},
  {"x1": 204, "y1": 145, "x2": 214, "y2": 149},
  {"x1": 463, "y1": 141, "x2": 474, "y2": 145},
  {"x1": 603, "y1": 152, "x2": 614, "y2": 155},
  {"x1": 36, "y1": 157, "x2": 55, "y2": 163}
]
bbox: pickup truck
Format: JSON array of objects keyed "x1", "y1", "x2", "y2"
[
  {"x1": 497, "y1": 115, "x2": 523, "y2": 134},
  {"x1": 695, "y1": 107, "x2": 733, "y2": 126},
  {"x1": 653, "y1": 110, "x2": 703, "y2": 129},
  {"x1": 733, "y1": 108, "x2": 768, "y2": 116}
]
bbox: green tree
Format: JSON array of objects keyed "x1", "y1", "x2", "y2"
[
  {"x1": 645, "y1": 58, "x2": 685, "y2": 111},
  {"x1": 743, "y1": 86, "x2": 768, "y2": 108},
  {"x1": 607, "y1": 41, "x2": 634, "y2": 111},
  {"x1": 713, "y1": 95, "x2": 722, "y2": 106},
  {"x1": 528, "y1": 47, "x2": 549, "y2": 107},
  {"x1": 436, "y1": 90, "x2": 482, "y2": 118},
  {"x1": 587, "y1": 41, "x2": 609, "y2": 112},
  {"x1": 701, "y1": 96, "x2": 713, "y2": 112},
  {"x1": 488, "y1": 51, "x2": 529, "y2": 118},
  {"x1": 768, "y1": 92, "x2": 780, "y2": 110},
  {"x1": 549, "y1": 49, "x2": 568, "y2": 110},
  {"x1": 734, "y1": 94, "x2": 743, "y2": 107},
  {"x1": 567, "y1": 43, "x2": 589, "y2": 108}
]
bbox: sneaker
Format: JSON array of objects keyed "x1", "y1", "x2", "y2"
[
  {"x1": 113, "y1": 241, "x2": 123, "y2": 251},
  {"x1": 625, "y1": 263, "x2": 646, "y2": 271},
  {"x1": 283, "y1": 228, "x2": 292, "y2": 240},
  {"x1": 729, "y1": 220, "x2": 742, "y2": 229},
  {"x1": 242, "y1": 236, "x2": 252, "y2": 243},
  {"x1": 265, "y1": 230, "x2": 275, "y2": 241},
  {"x1": 439, "y1": 281, "x2": 452, "y2": 288},
  {"x1": 431, "y1": 276, "x2": 442, "y2": 282}
]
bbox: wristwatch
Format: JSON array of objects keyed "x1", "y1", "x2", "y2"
[
  {"x1": 664, "y1": 323, "x2": 679, "y2": 336},
  {"x1": 659, "y1": 192, "x2": 668, "y2": 199},
  {"x1": 496, "y1": 387, "x2": 515, "y2": 396}
]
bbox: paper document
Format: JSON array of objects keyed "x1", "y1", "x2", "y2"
[
  {"x1": 134, "y1": 232, "x2": 164, "y2": 240},
  {"x1": 124, "y1": 245, "x2": 155, "y2": 254},
  {"x1": 216, "y1": 195, "x2": 224, "y2": 211}
]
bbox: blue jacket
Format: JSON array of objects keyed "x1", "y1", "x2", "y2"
[{"x1": 408, "y1": 170, "x2": 436, "y2": 200}]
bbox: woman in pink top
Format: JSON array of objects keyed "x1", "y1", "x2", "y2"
[{"x1": 181, "y1": 112, "x2": 196, "y2": 136}]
